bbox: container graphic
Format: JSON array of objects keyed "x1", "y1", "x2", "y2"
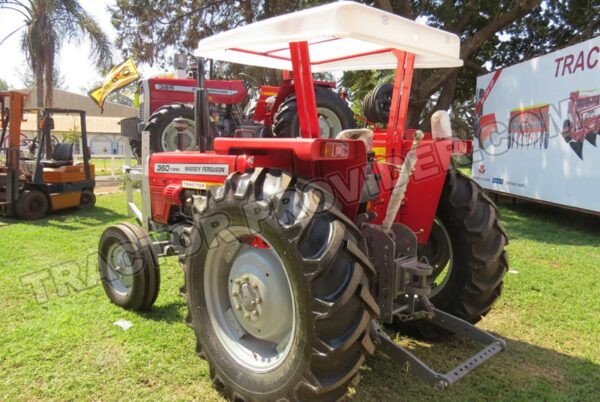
[
  {"x1": 562, "y1": 90, "x2": 600, "y2": 159},
  {"x1": 507, "y1": 104, "x2": 550, "y2": 150},
  {"x1": 473, "y1": 35, "x2": 600, "y2": 214}
]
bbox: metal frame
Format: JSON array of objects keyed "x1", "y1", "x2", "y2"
[
  {"x1": 374, "y1": 310, "x2": 506, "y2": 390},
  {"x1": 123, "y1": 130, "x2": 149, "y2": 231},
  {"x1": 0, "y1": 91, "x2": 24, "y2": 217},
  {"x1": 386, "y1": 50, "x2": 415, "y2": 158},
  {"x1": 289, "y1": 41, "x2": 320, "y2": 138}
]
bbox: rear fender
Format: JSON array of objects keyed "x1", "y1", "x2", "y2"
[
  {"x1": 149, "y1": 138, "x2": 368, "y2": 224},
  {"x1": 214, "y1": 137, "x2": 368, "y2": 218},
  {"x1": 371, "y1": 134, "x2": 454, "y2": 244}
]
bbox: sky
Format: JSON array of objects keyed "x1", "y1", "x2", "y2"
[{"x1": 0, "y1": 0, "x2": 163, "y2": 93}]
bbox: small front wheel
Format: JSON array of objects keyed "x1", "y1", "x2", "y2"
[
  {"x1": 80, "y1": 189, "x2": 96, "y2": 210},
  {"x1": 98, "y1": 223, "x2": 160, "y2": 310}
]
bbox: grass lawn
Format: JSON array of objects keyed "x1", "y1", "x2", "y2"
[
  {"x1": 0, "y1": 189, "x2": 598, "y2": 401},
  {"x1": 90, "y1": 158, "x2": 137, "y2": 177}
]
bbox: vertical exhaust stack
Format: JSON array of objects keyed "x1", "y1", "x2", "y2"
[{"x1": 194, "y1": 58, "x2": 209, "y2": 152}]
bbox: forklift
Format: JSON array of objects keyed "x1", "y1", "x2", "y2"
[{"x1": 0, "y1": 91, "x2": 96, "y2": 220}]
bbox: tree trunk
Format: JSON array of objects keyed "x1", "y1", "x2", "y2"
[
  {"x1": 35, "y1": 63, "x2": 44, "y2": 146},
  {"x1": 420, "y1": 69, "x2": 459, "y2": 132}
]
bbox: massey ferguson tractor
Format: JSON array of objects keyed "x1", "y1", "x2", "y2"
[
  {"x1": 124, "y1": 60, "x2": 355, "y2": 159},
  {"x1": 99, "y1": 2, "x2": 508, "y2": 400}
]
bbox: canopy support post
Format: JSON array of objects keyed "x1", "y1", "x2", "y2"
[
  {"x1": 289, "y1": 41, "x2": 320, "y2": 138},
  {"x1": 386, "y1": 50, "x2": 416, "y2": 157}
]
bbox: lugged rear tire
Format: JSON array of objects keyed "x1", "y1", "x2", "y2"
[
  {"x1": 182, "y1": 168, "x2": 379, "y2": 401},
  {"x1": 273, "y1": 87, "x2": 356, "y2": 138},
  {"x1": 131, "y1": 104, "x2": 197, "y2": 160},
  {"x1": 396, "y1": 169, "x2": 509, "y2": 339}
]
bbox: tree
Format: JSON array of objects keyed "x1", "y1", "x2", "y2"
[
  {"x1": 110, "y1": 0, "x2": 317, "y2": 67},
  {"x1": 0, "y1": 78, "x2": 9, "y2": 91},
  {"x1": 2, "y1": 0, "x2": 112, "y2": 108},
  {"x1": 18, "y1": 64, "x2": 66, "y2": 89},
  {"x1": 110, "y1": 0, "x2": 598, "y2": 136},
  {"x1": 343, "y1": 0, "x2": 599, "y2": 135}
]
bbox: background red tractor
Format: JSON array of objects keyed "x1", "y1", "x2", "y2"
[
  {"x1": 123, "y1": 59, "x2": 355, "y2": 159},
  {"x1": 100, "y1": 2, "x2": 508, "y2": 400}
]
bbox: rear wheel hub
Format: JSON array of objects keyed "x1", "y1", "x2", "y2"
[{"x1": 205, "y1": 230, "x2": 296, "y2": 372}]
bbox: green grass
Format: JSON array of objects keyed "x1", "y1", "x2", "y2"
[
  {"x1": 0, "y1": 191, "x2": 599, "y2": 401},
  {"x1": 90, "y1": 158, "x2": 137, "y2": 176}
]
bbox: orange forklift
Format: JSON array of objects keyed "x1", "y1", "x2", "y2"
[{"x1": 0, "y1": 91, "x2": 95, "y2": 220}]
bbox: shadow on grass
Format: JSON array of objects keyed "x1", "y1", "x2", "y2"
[
  {"x1": 139, "y1": 301, "x2": 186, "y2": 324},
  {"x1": 495, "y1": 196, "x2": 600, "y2": 246},
  {"x1": 356, "y1": 332, "x2": 600, "y2": 402},
  {"x1": 0, "y1": 206, "x2": 127, "y2": 230}
]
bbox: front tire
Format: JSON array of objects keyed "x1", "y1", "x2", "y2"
[
  {"x1": 183, "y1": 168, "x2": 379, "y2": 401},
  {"x1": 98, "y1": 223, "x2": 160, "y2": 311},
  {"x1": 16, "y1": 190, "x2": 48, "y2": 220},
  {"x1": 80, "y1": 189, "x2": 96, "y2": 210}
]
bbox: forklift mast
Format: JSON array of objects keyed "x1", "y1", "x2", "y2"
[{"x1": 0, "y1": 92, "x2": 25, "y2": 217}]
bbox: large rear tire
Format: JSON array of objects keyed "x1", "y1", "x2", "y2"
[
  {"x1": 273, "y1": 87, "x2": 356, "y2": 138},
  {"x1": 140, "y1": 104, "x2": 196, "y2": 159},
  {"x1": 183, "y1": 168, "x2": 379, "y2": 401},
  {"x1": 398, "y1": 169, "x2": 508, "y2": 339}
]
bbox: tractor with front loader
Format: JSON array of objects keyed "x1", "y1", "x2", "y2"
[{"x1": 98, "y1": 2, "x2": 508, "y2": 400}]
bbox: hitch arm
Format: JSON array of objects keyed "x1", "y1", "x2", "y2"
[{"x1": 373, "y1": 308, "x2": 506, "y2": 389}]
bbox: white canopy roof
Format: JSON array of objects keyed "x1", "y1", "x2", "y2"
[{"x1": 194, "y1": 1, "x2": 462, "y2": 72}]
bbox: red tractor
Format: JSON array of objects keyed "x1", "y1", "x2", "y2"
[
  {"x1": 124, "y1": 60, "x2": 355, "y2": 159},
  {"x1": 99, "y1": 2, "x2": 508, "y2": 400}
]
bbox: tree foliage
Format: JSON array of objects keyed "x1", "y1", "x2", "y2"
[
  {"x1": 0, "y1": 78, "x2": 9, "y2": 91},
  {"x1": 110, "y1": 0, "x2": 599, "y2": 136},
  {"x1": 18, "y1": 64, "x2": 66, "y2": 90},
  {"x1": 3, "y1": 0, "x2": 113, "y2": 107}
]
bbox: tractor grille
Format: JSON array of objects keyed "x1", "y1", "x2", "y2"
[{"x1": 139, "y1": 100, "x2": 144, "y2": 121}]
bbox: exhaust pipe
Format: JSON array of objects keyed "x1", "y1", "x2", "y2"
[{"x1": 194, "y1": 58, "x2": 210, "y2": 152}]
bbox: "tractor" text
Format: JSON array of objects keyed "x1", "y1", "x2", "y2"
[{"x1": 554, "y1": 46, "x2": 599, "y2": 77}]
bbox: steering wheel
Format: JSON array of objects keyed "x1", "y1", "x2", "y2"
[{"x1": 240, "y1": 73, "x2": 262, "y2": 90}]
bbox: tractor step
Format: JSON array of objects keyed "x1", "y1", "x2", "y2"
[{"x1": 373, "y1": 308, "x2": 506, "y2": 390}]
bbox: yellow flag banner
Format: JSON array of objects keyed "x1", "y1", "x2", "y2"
[{"x1": 88, "y1": 58, "x2": 140, "y2": 112}]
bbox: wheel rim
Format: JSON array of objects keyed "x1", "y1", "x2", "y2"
[
  {"x1": 30, "y1": 198, "x2": 43, "y2": 213},
  {"x1": 420, "y1": 218, "x2": 453, "y2": 298},
  {"x1": 204, "y1": 227, "x2": 296, "y2": 373},
  {"x1": 104, "y1": 242, "x2": 135, "y2": 295},
  {"x1": 317, "y1": 107, "x2": 343, "y2": 138},
  {"x1": 160, "y1": 118, "x2": 196, "y2": 151}
]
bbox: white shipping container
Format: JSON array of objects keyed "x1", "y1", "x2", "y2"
[{"x1": 473, "y1": 36, "x2": 600, "y2": 213}]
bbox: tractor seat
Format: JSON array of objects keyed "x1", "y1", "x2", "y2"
[{"x1": 42, "y1": 143, "x2": 74, "y2": 168}]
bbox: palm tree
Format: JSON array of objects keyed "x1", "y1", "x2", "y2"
[{"x1": 2, "y1": 0, "x2": 112, "y2": 107}]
